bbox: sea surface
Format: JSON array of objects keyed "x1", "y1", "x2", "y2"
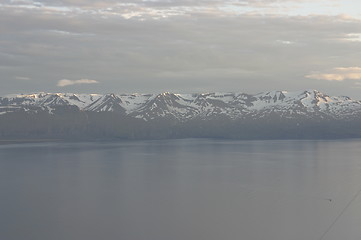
[{"x1": 1, "y1": 139, "x2": 361, "y2": 240}]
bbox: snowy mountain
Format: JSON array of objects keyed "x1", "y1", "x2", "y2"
[
  {"x1": 1, "y1": 90, "x2": 361, "y2": 120},
  {"x1": 1, "y1": 90, "x2": 361, "y2": 139}
]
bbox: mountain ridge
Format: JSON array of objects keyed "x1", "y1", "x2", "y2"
[
  {"x1": 1, "y1": 90, "x2": 361, "y2": 140},
  {"x1": 1, "y1": 89, "x2": 360, "y2": 120}
]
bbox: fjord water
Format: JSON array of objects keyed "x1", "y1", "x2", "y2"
[{"x1": 1, "y1": 139, "x2": 361, "y2": 240}]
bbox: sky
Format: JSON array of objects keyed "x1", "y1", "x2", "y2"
[{"x1": 1, "y1": 0, "x2": 361, "y2": 98}]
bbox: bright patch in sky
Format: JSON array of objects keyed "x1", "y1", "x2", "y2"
[
  {"x1": 306, "y1": 67, "x2": 361, "y2": 81},
  {"x1": 346, "y1": 33, "x2": 361, "y2": 42},
  {"x1": 57, "y1": 79, "x2": 99, "y2": 87}
]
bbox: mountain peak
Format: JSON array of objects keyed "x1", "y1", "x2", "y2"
[{"x1": 1, "y1": 90, "x2": 360, "y2": 121}]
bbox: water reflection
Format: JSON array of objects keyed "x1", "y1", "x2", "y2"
[{"x1": 1, "y1": 139, "x2": 361, "y2": 240}]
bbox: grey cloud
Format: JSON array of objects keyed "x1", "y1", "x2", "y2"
[
  {"x1": 1, "y1": 0, "x2": 335, "y2": 7},
  {"x1": 0, "y1": 0, "x2": 343, "y2": 18},
  {"x1": 1, "y1": 1, "x2": 361, "y2": 98},
  {"x1": 14, "y1": 76, "x2": 31, "y2": 80}
]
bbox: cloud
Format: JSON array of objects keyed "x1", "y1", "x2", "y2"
[
  {"x1": 14, "y1": 76, "x2": 31, "y2": 80},
  {"x1": 306, "y1": 67, "x2": 361, "y2": 81},
  {"x1": 1, "y1": 0, "x2": 359, "y2": 20},
  {"x1": 345, "y1": 33, "x2": 361, "y2": 42},
  {"x1": 57, "y1": 79, "x2": 99, "y2": 87},
  {"x1": 1, "y1": 0, "x2": 361, "y2": 98}
]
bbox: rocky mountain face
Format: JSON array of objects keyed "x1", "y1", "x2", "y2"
[{"x1": 1, "y1": 90, "x2": 361, "y2": 140}]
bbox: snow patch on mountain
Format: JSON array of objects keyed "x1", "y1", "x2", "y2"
[{"x1": 1, "y1": 90, "x2": 361, "y2": 121}]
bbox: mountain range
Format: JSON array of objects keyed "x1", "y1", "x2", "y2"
[{"x1": 1, "y1": 90, "x2": 361, "y2": 140}]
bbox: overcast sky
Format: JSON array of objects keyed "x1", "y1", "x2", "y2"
[{"x1": 1, "y1": 0, "x2": 361, "y2": 98}]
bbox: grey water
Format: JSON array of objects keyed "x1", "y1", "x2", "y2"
[{"x1": 1, "y1": 139, "x2": 361, "y2": 240}]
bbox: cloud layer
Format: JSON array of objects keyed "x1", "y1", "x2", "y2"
[{"x1": 1, "y1": 0, "x2": 361, "y2": 98}]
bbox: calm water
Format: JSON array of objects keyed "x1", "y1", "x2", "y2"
[{"x1": 1, "y1": 139, "x2": 361, "y2": 240}]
